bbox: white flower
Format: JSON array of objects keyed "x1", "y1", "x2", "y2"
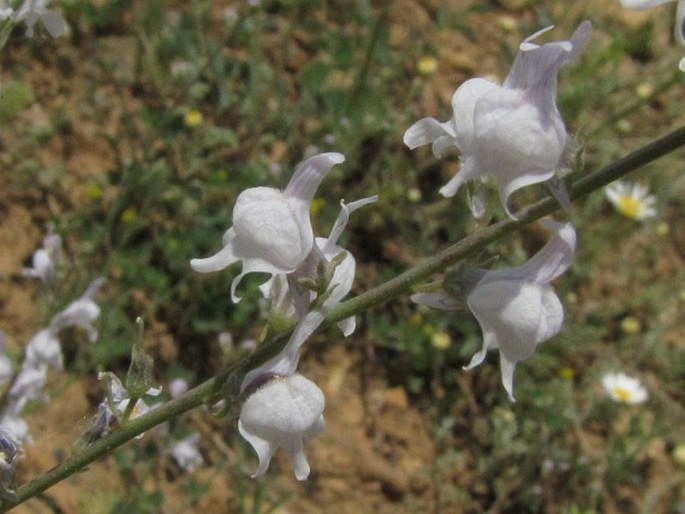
[
  {"x1": 404, "y1": 22, "x2": 591, "y2": 217},
  {"x1": 22, "y1": 233, "x2": 62, "y2": 284},
  {"x1": 168, "y1": 378, "x2": 189, "y2": 399},
  {"x1": 191, "y1": 153, "x2": 345, "y2": 302},
  {"x1": 259, "y1": 196, "x2": 377, "y2": 336},
  {"x1": 0, "y1": 415, "x2": 31, "y2": 446},
  {"x1": 619, "y1": 0, "x2": 685, "y2": 71},
  {"x1": 237, "y1": 311, "x2": 326, "y2": 480},
  {"x1": 97, "y1": 372, "x2": 162, "y2": 428},
  {"x1": 604, "y1": 181, "x2": 657, "y2": 220},
  {"x1": 49, "y1": 277, "x2": 105, "y2": 343},
  {"x1": 0, "y1": 431, "x2": 19, "y2": 502},
  {"x1": 24, "y1": 329, "x2": 63, "y2": 370},
  {"x1": 15, "y1": 0, "x2": 67, "y2": 38},
  {"x1": 239, "y1": 373, "x2": 325, "y2": 481},
  {"x1": 169, "y1": 433, "x2": 204, "y2": 473},
  {"x1": 8, "y1": 365, "x2": 48, "y2": 404},
  {"x1": 413, "y1": 221, "x2": 576, "y2": 401},
  {"x1": 602, "y1": 372, "x2": 648, "y2": 404}
]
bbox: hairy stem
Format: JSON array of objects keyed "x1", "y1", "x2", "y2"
[{"x1": 4, "y1": 125, "x2": 684, "y2": 511}]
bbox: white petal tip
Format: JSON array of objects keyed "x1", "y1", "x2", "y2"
[{"x1": 323, "y1": 152, "x2": 345, "y2": 164}]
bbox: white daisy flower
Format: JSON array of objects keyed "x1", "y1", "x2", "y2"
[
  {"x1": 602, "y1": 372, "x2": 648, "y2": 404},
  {"x1": 604, "y1": 181, "x2": 657, "y2": 220}
]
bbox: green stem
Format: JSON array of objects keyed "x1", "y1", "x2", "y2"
[{"x1": 3, "y1": 125, "x2": 684, "y2": 512}]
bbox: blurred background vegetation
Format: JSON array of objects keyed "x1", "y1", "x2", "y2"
[{"x1": 0, "y1": 0, "x2": 684, "y2": 512}]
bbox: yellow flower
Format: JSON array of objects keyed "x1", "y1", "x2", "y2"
[
  {"x1": 121, "y1": 207, "x2": 138, "y2": 224},
  {"x1": 620, "y1": 316, "x2": 641, "y2": 335},
  {"x1": 655, "y1": 222, "x2": 669, "y2": 236},
  {"x1": 605, "y1": 181, "x2": 657, "y2": 221},
  {"x1": 635, "y1": 82, "x2": 653, "y2": 99},
  {"x1": 184, "y1": 109, "x2": 204, "y2": 127},
  {"x1": 85, "y1": 183, "x2": 103, "y2": 200},
  {"x1": 417, "y1": 56, "x2": 438, "y2": 76},
  {"x1": 673, "y1": 444, "x2": 685, "y2": 466},
  {"x1": 560, "y1": 367, "x2": 574, "y2": 380},
  {"x1": 431, "y1": 331, "x2": 451, "y2": 351}
]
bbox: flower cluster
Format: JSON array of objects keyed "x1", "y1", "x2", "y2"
[
  {"x1": 191, "y1": 153, "x2": 375, "y2": 479},
  {"x1": 186, "y1": 24, "x2": 593, "y2": 481},
  {"x1": 0, "y1": 277, "x2": 104, "y2": 444},
  {"x1": 405, "y1": 24, "x2": 588, "y2": 401}
]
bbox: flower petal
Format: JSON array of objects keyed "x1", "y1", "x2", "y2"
[
  {"x1": 336, "y1": 316, "x2": 356, "y2": 337},
  {"x1": 505, "y1": 21, "x2": 591, "y2": 106},
  {"x1": 239, "y1": 374, "x2": 325, "y2": 480},
  {"x1": 403, "y1": 117, "x2": 455, "y2": 152},
  {"x1": 451, "y1": 78, "x2": 499, "y2": 152},
  {"x1": 499, "y1": 355, "x2": 518, "y2": 402},
  {"x1": 233, "y1": 188, "x2": 306, "y2": 271},
  {"x1": 410, "y1": 291, "x2": 463, "y2": 311},
  {"x1": 619, "y1": 0, "x2": 675, "y2": 8},
  {"x1": 190, "y1": 230, "x2": 240, "y2": 273},
  {"x1": 283, "y1": 153, "x2": 344, "y2": 254},
  {"x1": 468, "y1": 280, "x2": 545, "y2": 363},
  {"x1": 498, "y1": 220, "x2": 576, "y2": 284},
  {"x1": 463, "y1": 331, "x2": 498, "y2": 370},
  {"x1": 322, "y1": 196, "x2": 378, "y2": 253},
  {"x1": 240, "y1": 311, "x2": 325, "y2": 394}
]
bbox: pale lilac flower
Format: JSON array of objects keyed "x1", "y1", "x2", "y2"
[
  {"x1": 259, "y1": 196, "x2": 377, "y2": 336},
  {"x1": 22, "y1": 233, "x2": 62, "y2": 284},
  {"x1": 169, "y1": 433, "x2": 204, "y2": 473},
  {"x1": 314, "y1": 196, "x2": 377, "y2": 335},
  {"x1": 168, "y1": 378, "x2": 189, "y2": 399},
  {"x1": 413, "y1": 221, "x2": 576, "y2": 401},
  {"x1": 605, "y1": 181, "x2": 657, "y2": 220},
  {"x1": 602, "y1": 372, "x2": 648, "y2": 404},
  {"x1": 49, "y1": 277, "x2": 105, "y2": 342},
  {"x1": 619, "y1": 0, "x2": 685, "y2": 71},
  {"x1": 97, "y1": 371, "x2": 162, "y2": 428},
  {"x1": 404, "y1": 22, "x2": 591, "y2": 217},
  {"x1": 0, "y1": 410, "x2": 32, "y2": 446},
  {"x1": 15, "y1": 0, "x2": 67, "y2": 37},
  {"x1": 239, "y1": 373, "x2": 324, "y2": 480},
  {"x1": 238, "y1": 312, "x2": 326, "y2": 480},
  {"x1": 0, "y1": 431, "x2": 19, "y2": 501},
  {"x1": 191, "y1": 153, "x2": 345, "y2": 302},
  {"x1": 8, "y1": 366, "x2": 48, "y2": 404},
  {"x1": 23, "y1": 329, "x2": 62, "y2": 370}
]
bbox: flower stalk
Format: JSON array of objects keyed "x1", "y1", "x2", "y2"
[{"x1": 2, "y1": 124, "x2": 684, "y2": 512}]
